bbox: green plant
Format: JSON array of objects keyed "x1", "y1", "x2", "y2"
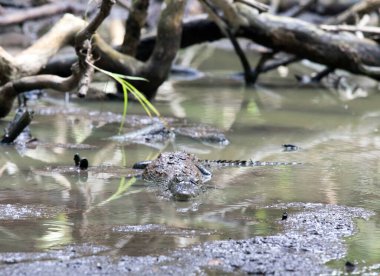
[
  {"x1": 97, "y1": 176, "x2": 138, "y2": 207},
  {"x1": 89, "y1": 64, "x2": 160, "y2": 132}
]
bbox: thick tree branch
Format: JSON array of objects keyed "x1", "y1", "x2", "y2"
[
  {"x1": 0, "y1": 0, "x2": 186, "y2": 117},
  {"x1": 0, "y1": 0, "x2": 116, "y2": 117},
  {"x1": 121, "y1": 0, "x2": 149, "y2": 56},
  {"x1": 0, "y1": 14, "x2": 85, "y2": 84},
  {"x1": 137, "y1": 0, "x2": 186, "y2": 99},
  {"x1": 0, "y1": 65, "x2": 81, "y2": 118}
]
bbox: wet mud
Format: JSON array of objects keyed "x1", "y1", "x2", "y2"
[{"x1": 0, "y1": 203, "x2": 375, "y2": 275}]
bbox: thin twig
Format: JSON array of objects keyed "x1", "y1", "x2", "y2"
[
  {"x1": 233, "y1": 0, "x2": 269, "y2": 12},
  {"x1": 325, "y1": 0, "x2": 380, "y2": 25},
  {"x1": 282, "y1": 0, "x2": 317, "y2": 17},
  {"x1": 320, "y1": 24, "x2": 380, "y2": 35}
]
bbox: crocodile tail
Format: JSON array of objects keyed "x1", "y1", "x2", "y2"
[
  {"x1": 202, "y1": 160, "x2": 248, "y2": 167},
  {"x1": 201, "y1": 159, "x2": 256, "y2": 167},
  {"x1": 251, "y1": 161, "x2": 301, "y2": 166},
  {"x1": 202, "y1": 160, "x2": 301, "y2": 167}
]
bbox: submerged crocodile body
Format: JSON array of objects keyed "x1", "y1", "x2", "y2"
[
  {"x1": 133, "y1": 151, "x2": 299, "y2": 201},
  {"x1": 109, "y1": 120, "x2": 229, "y2": 149}
]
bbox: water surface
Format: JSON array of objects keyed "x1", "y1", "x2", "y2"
[{"x1": 1, "y1": 54, "x2": 380, "y2": 270}]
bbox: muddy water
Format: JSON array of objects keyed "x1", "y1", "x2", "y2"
[{"x1": 1, "y1": 59, "x2": 380, "y2": 271}]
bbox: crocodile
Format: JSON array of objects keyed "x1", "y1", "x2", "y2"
[
  {"x1": 133, "y1": 151, "x2": 300, "y2": 201},
  {"x1": 109, "y1": 120, "x2": 229, "y2": 149}
]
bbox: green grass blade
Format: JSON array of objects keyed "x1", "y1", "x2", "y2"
[
  {"x1": 87, "y1": 62, "x2": 161, "y2": 129},
  {"x1": 123, "y1": 81, "x2": 160, "y2": 117},
  {"x1": 97, "y1": 177, "x2": 137, "y2": 207}
]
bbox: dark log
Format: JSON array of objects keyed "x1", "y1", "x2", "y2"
[{"x1": 1, "y1": 109, "x2": 33, "y2": 144}]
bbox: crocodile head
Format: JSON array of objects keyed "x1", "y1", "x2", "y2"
[
  {"x1": 140, "y1": 152, "x2": 211, "y2": 201},
  {"x1": 168, "y1": 175, "x2": 203, "y2": 201}
]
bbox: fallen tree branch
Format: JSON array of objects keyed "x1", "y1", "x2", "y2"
[
  {"x1": 0, "y1": 2, "x2": 85, "y2": 26},
  {"x1": 234, "y1": 4, "x2": 380, "y2": 79}
]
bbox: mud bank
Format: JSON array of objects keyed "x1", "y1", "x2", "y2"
[{"x1": 0, "y1": 203, "x2": 375, "y2": 275}]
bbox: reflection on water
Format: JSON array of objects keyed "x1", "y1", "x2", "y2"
[{"x1": 1, "y1": 72, "x2": 380, "y2": 269}]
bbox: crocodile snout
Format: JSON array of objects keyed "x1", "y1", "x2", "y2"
[{"x1": 169, "y1": 178, "x2": 200, "y2": 201}]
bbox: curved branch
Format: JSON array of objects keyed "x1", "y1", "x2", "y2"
[
  {"x1": 0, "y1": 0, "x2": 116, "y2": 117},
  {"x1": 0, "y1": 65, "x2": 81, "y2": 118},
  {"x1": 0, "y1": 14, "x2": 85, "y2": 84}
]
